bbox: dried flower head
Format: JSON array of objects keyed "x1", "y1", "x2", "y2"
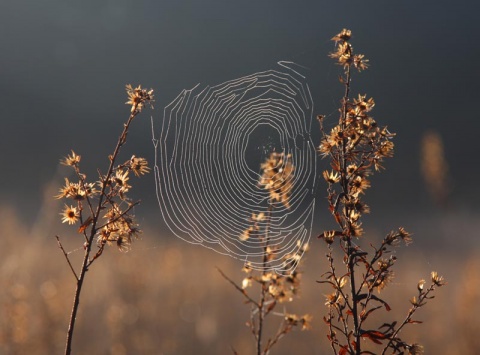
[
  {"x1": 60, "y1": 204, "x2": 79, "y2": 225},
  {"x1": 330, "y1": 29, "x2": 369, "y2": 72},
  {"x1": 129, "y1": 155, "x2": 150, "y2": 176},
  {"x1": 113, "y1": 170, "x2": 131, "y2": 193},
  {"x1": 61, "y1": 150, "x2": 81, "y2": 166},
  {"x1": 325, "y1": 292, "x2": 343, "y2": 308},
  {"x1": 116, "y1": 235, "x2": 131, "y2": 252},
  {"x1": 417, "y1": 279, "x2": 426, "y2": 291},
  {"x1": 331, "y1": 28, "x2": 352, "y2": 43},
  {"x1": 319, "y1": 230, "x2": 338, "y2": 244},
  {"x1": 323, "y1": 170, "x2": 341, "y2": 184},
  {"x1": 55, "y1": 178, "x2": 87, "y2": 201},
  {"x1": 259, "y1": 152, "x2": 294, "y2": 209},
  {"x1": 408, "y1": 343, "x2": 424, "y2": 355},
  {"x1": 369, "y1": 269, "x2": 394, "y2": 293},
  {"x1": 431, "y1": 271, "x2": 446, "y2": 287},
  {"x1": 125, "y1": 84, "x2": 154, "y2": 113},
  {"x1": 384, "y1": 227, "x2": 413, "y2": 246},
  {"x1": 239, "y1": 226, "x2": 254, "y2": 241}
]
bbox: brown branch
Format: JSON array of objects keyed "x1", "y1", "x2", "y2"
[
  {"x1": 55, "y1": 235, "x2": 79, "y2": 281},
  {"x1": 216, "y1": 267, "x2": 258, "y2": 306},
  {"x1": 381, "y1": 284, "x2": 436, "y2": 355}
]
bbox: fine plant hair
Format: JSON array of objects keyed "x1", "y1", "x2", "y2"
[
  {"x1": 55, "y1": 85, "x2": 154, "y2": 355},
  {"x1": 317, "y1": 29, "x2": 445, "y2": 355},
  {"x1": 218, "y1": 152, "x2": 312, "y2": 355}
]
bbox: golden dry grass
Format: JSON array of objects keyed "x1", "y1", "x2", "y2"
[{"x1": 0, "y1": 201, "x2": 477, "y2": 354}]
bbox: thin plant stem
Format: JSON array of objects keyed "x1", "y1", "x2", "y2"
[
  {"x1": 55, "y1": 236, "x2": 79, "y2": 281},
  {"x1": 256, "y1": 204, "x2": 273, "y2": 355},
  {"x1": 64, "y1": 109, "x2": 138, "y2": 355}
]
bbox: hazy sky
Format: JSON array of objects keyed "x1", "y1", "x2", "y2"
[{"x1": 1, "y1": 0, "x2": 478, "y2": 226}]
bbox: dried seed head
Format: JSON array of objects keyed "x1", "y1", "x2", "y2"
[
  {"x1": 431, "y1": 271, "x2": 446, "y2": 286},
  {"x1": 61, "y1": 150, "x2": 81, "y2": 166},
  {"x1": 417, "y1": 279, "x2": 426, "y2": 291},
  {"x1": 129, "y1": 155, "x2": 150, "y2": 176},
  {"x1": 331, "y1": 28, "x2": 352, "y2": 42},
  {"x1": 60, "y1": 204, "x2": 79, "y2": 225},
  {"x1": 323, "y1": 170, "x2": 341, "y2": 184},
  {"x1": 408, "y1": 343, "x2": 424, "y2": 355},
  {"x1": 258, "y1": 152, "x2": 294, "y2": 209},
  {"x1": 125, "y1": 84, "x2": 154, "y2": 113}
]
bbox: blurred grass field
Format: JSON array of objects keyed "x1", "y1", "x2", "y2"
[{"x1": 1, "y1": 200, "x2": 478, "y2": 354}]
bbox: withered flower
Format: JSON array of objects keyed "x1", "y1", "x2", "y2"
[
  {"x1": 350, "y1": 175, "x2": 370, "y2": 196},
  {"x1": 369, "y1": 269, "x2": 394, "y2": 292},
  {"x1": 318, "y1": 138, "x2": 333, "y2": 158},
  {"x1": 353, "y1": 94, "x2": 375, "y2": 112},
  {"x1": 325, "y1": 292, "x2": 342, "y2": 307},
  {"x1": 240, "y1": 226, "x2": 254, "y2": 241},
  {"x1": 331, "y1": 28, "x2": 352, "y2": 42},
  {"x1": 431, "y1": 271, "x2": 446, "y2": 287},
  {"x1": 61, "y1": 150, "x2": 81, "y2": 166},
  {"x1": 60, "y1": 204, "x2": 79, "y2": 225},
  {"x1": 116, "y1": 235, "x2": 131, "y2": 252},
  {"x1": 300, "y1": 314, "x2": 313, "y2": 331},
  {"x1": 55, "y1": 178, "x2": 86, "y2": 201},
  {"x1": 113, "y1": 170, "x2": 131, "y2": 193},
  {"x1": 322, "y1": 230, "x2": 336, "y2": 244},
  {"x1": 353, "y1": 54, "x2": 369, "y2": 71},
  {"x1": 398, "y1": 227, "x2": 413, "y2": 245},
  {"x1": 125, "y1": 84, "x2": 154, "y2": 113},
  {"x1": 417, "y1": 279, "x2": 426, "y2": 291},
  {"x1": 259, "y1": 152, "x2": 294, "y2": 209},
  {"x1": 129, "y1": 155, "x2": 150, "y2": 176},
  {"x1": 350, "y1": 221, "x2": 363, "y2": 237},
  {"x1": 323, "y1": 170, "x2": 341, "y2": 184},
  {"x1": 242, "y1": 277, "x2": 252, "y2": 289},
  {"x1": 408, "y1": 343, "x2": 424, "y2": 355}
]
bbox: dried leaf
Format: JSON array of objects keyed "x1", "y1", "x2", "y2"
[
  {"x1": 360, "y1": 330, "x2": 387, "y2": 344},
  {"x1": 78, "y1": 216, "x2": 93, "y2": 233},
  {"x1": 371, "y1": 294, "x2": 391, "y2": 311}
]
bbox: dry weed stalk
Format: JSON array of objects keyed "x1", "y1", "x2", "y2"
[
  {"x1": 421, "y1": 130, "x2": 450, "y2": 207},
  {"x1": 55, "y1": 85, "x2": 153, "y2": 355},
  {"x1": 317, "y1": 29, "x2": 445, "y2": 354},
  {"x1": 219, "y1": 152, "x2": 312, "y2": 355}
]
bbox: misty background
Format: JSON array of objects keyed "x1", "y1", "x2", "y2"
[
  {"x1": 1, "y1": 0, "x2": 478, "y2": 223},
  {"x1": 0, "y1": 0, "x2": 478, "y2": 281}
]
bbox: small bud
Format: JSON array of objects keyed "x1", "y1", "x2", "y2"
[{"x1": 417, "y1": 279, "x2": 425, "y2": 291}]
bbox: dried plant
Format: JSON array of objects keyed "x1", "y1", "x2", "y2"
[
  {"x1": 55, "y1": 84, "x2": 154, "y2": 355},
  {"x1": 317, "y1": 29, "x2": 445, "y2": 354},
  {"x1": 219, "y1": 152, "x2": 312, "y2": 355},
  {"x1": 421, "y1": 130, "x2": 450, "y2": 207}
]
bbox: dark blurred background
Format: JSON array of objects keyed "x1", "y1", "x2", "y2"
[
  {"x1": 1, "y1": 1, "x2": 479, "y2": 354},
  {"x1": 1, "y1": 0, "x2": 478, "y2": 219}
]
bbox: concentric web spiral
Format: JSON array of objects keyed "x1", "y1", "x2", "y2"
[{"x1": 153, "y1": 62, "x2": 317, "y2": 273}]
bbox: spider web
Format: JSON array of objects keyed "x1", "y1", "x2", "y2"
[{"x1": 152, "y1": 62, "x2": 317, "y2": 273}]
